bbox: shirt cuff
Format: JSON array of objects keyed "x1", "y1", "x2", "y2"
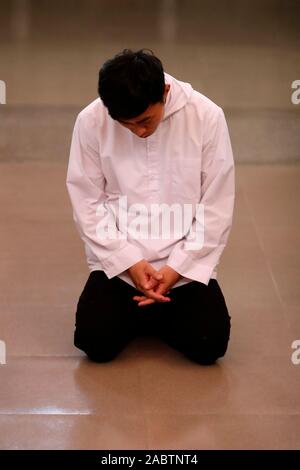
[
  {"x1": 101, "y1": 243, "x2": 144, "y2": 279},
  {"x1": 166, "y1": 248, "x2": 215, "y2": 286}
]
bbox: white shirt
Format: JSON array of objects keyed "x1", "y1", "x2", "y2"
[{"x1": 66, "y1": 73, "x2": 235, "y2": 289}]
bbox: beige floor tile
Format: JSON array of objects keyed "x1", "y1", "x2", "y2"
[
  {"x1": 229, "y1": 185, "x2": 253, "y2": 225},
  {"x1": 0, "y1": 159, "x2": 299, "y2": 451},
  {"x1": 0, "y1": 257, "x2": 87, "y2": 305},
  {"x1": 146, "y1": 414, "x2": 300, "y2": 450},
  {"x1": 257, "y1": 225, "x2": 300, "y2": 269},
  {"x1": 255, "y1": 225, "x2": 300, "y2": 311},
  {"x1": 222, "y1": 219, "x2": 266, "y2": 269},
  {"x1": 0, "y1": 162, "x2": 70, "y2": 203},
  {"x1": 136, "y1": 347, "x2": 300, "y2": 416},
  {"x1": 267, "y1": 265, "x2": 300, "y2": 311},
  {"x1": 0, "y1": 162, "x2": 84, "y2": 260},
  {"x1": 228, "y1": 305, "x2": 291, "y2": 359},
  {"x1": 217, "y1": 222, "x2": 284, "y2": 317},
  {"x1": 0, "y1": 356, "x2": 143, "y2": 416},
  {"x1": 238, "y1": 165, "x2": 300, "y2": 227},
  {"x1": 286, "y1": 307, "x2": 300, "y2": 340},
  {"x1": 0, "y1": 219, "x2": 84, "y2": 260},
  {"x1": 218, "y1": 261, "x2": 282, "y2": 312},
  {"x1": 0, "y1": 414, "x2": 147, "y2": 450},
  {"x1": 0, "y1": 302, "x2": 78, "y2": 356}
]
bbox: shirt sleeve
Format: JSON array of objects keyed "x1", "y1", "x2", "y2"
[
  {"x1": 66, "y1": 113, "x2": 144, "y2": 278},
  {"x1": 166, "y1": 107, "x2": 235, "y2": 285}
]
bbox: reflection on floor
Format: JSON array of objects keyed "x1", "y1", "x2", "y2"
[{"x1": 0, "y1": 162, "x2": 299, "y2": 449}]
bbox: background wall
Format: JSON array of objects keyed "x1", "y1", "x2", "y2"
[{"x1": 0, "y1": 0, "x2": 300, "y2": 162}]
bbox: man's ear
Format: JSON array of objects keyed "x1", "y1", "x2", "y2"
[{"x1": 163, "y1": 84, "x2": 170, "y2": 102}]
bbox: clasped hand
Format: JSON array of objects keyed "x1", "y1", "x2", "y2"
[{"x1": 127, "y1": 259, "x2": 182, "y2": 307}]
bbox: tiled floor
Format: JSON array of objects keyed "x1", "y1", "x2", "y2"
[
  {"x1": 1, "y1": 0, "x2": 299, "y2": 109},
  {"x1": 1, "y1": 0, "x2": 300, "y2": 166},
  {"x1": 0, "y1": 162, "x2": 299, "y2": 449},
  {"x1": 0, "y1": 0, "x2": 299, "y2": 451}
]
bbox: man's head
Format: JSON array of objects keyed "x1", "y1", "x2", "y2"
[{"x1": 98, "y1": 49, "x2": 170, "y2": 138}]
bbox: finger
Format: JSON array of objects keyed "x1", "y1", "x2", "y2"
[
  {"x1": 140, "y1": 273, "x2": 159, "y2": 290},
  {"x1": 133, "y1": 295, "x2": 168, "y2": 303},
  {"x1": 145, "y1": 266, "x2": 163, "y2": 282},
  {"x1": 133, "y1": 295, "x2": 160, "y2": 303},
  {"x1": 147, "y1": 291, "x2": 171, "y2": 302},
  {"x1": 136, "y1": 286, "x2": 164, "y2": 302},
  {"x1": 143, "y1": 276, "x2": 160, "y2": 290},
  {"x1": 138, "y1": 299, "x2": 155, "y2": 306},
  {"x1": 135, "y1": 285, "x2": 171, "y2": 303},
  {"x1": 150, "y1": 283, "x2": 171, "y2": 299},
  {"x1": 152, "y1": 272, "x2": 163, "y2": 281},
  {"x1": 132, "y1": 290, "x2": 168, "y2": 302},
  {"x1": 133, "y1": 294, "x2": 171, "y2": 304},
  {"x1": 140, "y1": 272, "x2": 152, "y2": 290}
]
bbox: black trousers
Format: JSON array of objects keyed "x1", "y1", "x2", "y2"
[{"x1": 74, "y1": 270, "x2": 231, "y2": 365}]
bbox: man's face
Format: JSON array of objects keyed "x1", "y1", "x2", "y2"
[{"x1": 118, "y1": 84, "x2": 170, "y2": 138}]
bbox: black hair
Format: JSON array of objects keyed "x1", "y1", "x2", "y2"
[{"x1": 98, "y1": 49, "x2": 165, "y2": 120}]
